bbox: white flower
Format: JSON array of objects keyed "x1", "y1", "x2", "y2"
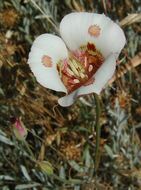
[{"x1": 28, "y1": 12, "x2": 126, "y2": 107}]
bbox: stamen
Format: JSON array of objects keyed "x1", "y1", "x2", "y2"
[
  {"x1": 57, "y1": 42, "x2": 104, "y2": 94},
  {"x1": 84, "y1": 56, "x2": 87, "y2": 68},
  {"x1": 88, "y1": 65, "x2": 93, "y2": 72},
  {"x1": 66, "y1": 68, "x2": 74, "y2": 76},
  {"x1": 80, "y1": 72, "x2": 86, "y2": 79},
  {"x1": 72, "y1": 59, "x2": 79, "y2": 69},
  {"x1": 68, "y1": 78, "x2": 80, "y2": 84},
  {"x1": 42, "y1": 55, "x2": 52, "y2": 67},
  {"x1": 73, "y1": 79, "x2": 80, "y2": 84},
  {"x1": 88, "y1": 25, "x2": 101, "y2": 37},
  {"x1": 69, "y1": 62, "x2": 79, "y2": 77}
]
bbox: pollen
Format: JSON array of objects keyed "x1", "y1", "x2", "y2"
[
  {"x1": 88, "y1": 25, "x2": 101, "y2": 37},
  {"x1": 42, "y1": 55, "x2": 52, "y2": 67}
]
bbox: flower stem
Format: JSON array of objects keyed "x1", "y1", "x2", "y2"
[{"x1": 94, "y1": 93, "x2": 101, "y2": 174}]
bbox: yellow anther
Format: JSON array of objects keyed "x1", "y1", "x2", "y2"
[
  {"x1": 79, "y1": 72, "x2": 86, "y2": 79},
  {"x1": 72, "y1": 59, "x2": 79, "y2": 69},
  {"x1": 66, "y1": 68, "x2": 74, "y2": 76},
  {"x1": 73, "y1": 79, "x2": 80, "y2": 84},
  {"x1": 69, "y1": 61, "x2": 80, "y2": 77},
  {"x1": 84, "y1": 56, "x2": 87, "y2": 67},
  {"x1": 88, "y1": 65, "x2": 93, "y2": 72}
]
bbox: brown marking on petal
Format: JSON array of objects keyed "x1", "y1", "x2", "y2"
[
  {"x1": 83, "y1": 78, "x2": 95, "y2": 86},
  {"x1": 42, "y1": 55, "x2": 52, "y2": 67},
  {"x1": 88, "y1": 25, "x2": 101, "y2": 37}
]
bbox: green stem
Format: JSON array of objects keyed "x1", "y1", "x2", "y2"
[
  {"x1": 23, "y1": 140, "x2": 36, "y2": 162},
  {"x1": 94, "y1": 93, "x2": 101, "y2": 173}
]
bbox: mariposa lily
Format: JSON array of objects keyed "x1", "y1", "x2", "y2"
[{"x1": 28, "y1": 12, "x2": 126, "y2": 107}]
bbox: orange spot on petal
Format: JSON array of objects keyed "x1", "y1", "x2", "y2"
[
  {"x1": 42, "y1": 55, "x2": 52, "y2": 67},
  {"x1": 88, "y1": 25, "x2": 101, "y2": 37}
]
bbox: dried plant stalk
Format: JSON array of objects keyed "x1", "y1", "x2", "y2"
[
  {"x1": 109, "y1": 52, "x2": 141, "y2": 85},
  {"x1": 120, "y1": 13, "x2": 141, "y2": 27}
]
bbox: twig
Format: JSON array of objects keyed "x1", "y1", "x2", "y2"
[
  {"x1": 108, "y1": 52, "x2": 141, "y2": 85},
  {"x1": 120, "y1": 13, "x2": 141, "y2": 27}
]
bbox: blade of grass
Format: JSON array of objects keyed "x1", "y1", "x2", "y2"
[{"x1": 30, "y1": 0, "x2": 59, "y2": 33}]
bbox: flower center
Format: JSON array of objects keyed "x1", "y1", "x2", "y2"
[{"x1": 57, "y1": 43, "x2": 104, "y2": 94}]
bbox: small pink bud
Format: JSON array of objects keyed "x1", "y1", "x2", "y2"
[{"x1": 13, "y1": 118, "x2": 27, "y2": 141}]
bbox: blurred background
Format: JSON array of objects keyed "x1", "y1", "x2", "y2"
[{"x1": 0, "y1": 0, "x2": 141, "y2": 189}]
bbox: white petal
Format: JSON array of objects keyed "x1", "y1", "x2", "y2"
[
  {"x1": 28, "y1": 34, "x2": 68, "y2": 92},
  {"x1": 60, "y1": 12, "x2": 126, "y2": 57},
  {"x1": 58, "y1": 91, "x2": 78, "y2": 107},
  {"x1": 58, "y1": 54, "x2": 116, "y2": 107}
]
